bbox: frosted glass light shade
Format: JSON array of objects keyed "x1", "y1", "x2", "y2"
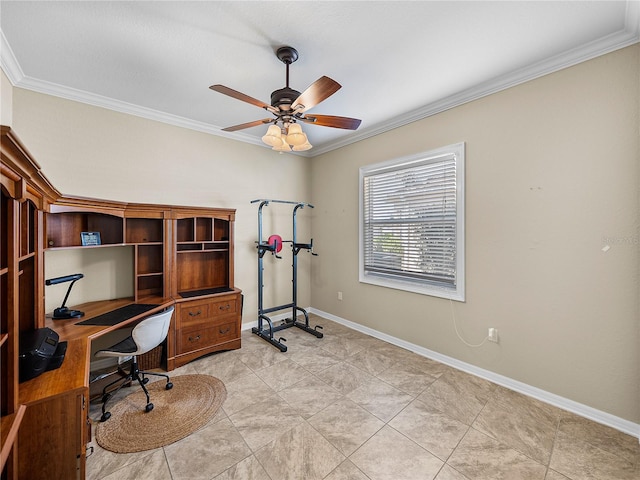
[
  {"x1": 272, "y1": 137, "x2": 291, "y2": 152},
  {"x1": 285, "y1": 123, "x2": 306, "y2": 146},
  {"x1": 292, "y1": 140, "x2": 312, "y2": 151},
  {"x1": 262, "y1": 125, "x2": 282, "y2": 147}
]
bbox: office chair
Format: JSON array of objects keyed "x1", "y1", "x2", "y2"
[{"x1": 95, "y1": 306, "x2": 175, "y2": 422}]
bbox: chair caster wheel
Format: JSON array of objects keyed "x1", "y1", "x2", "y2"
[
  {"x1": 145, "y1": 403, "x2": 154, "y2": 413},
  {"x1": 166, "y1": 382, "x2": 173, "y2": 390},
  {"x1": 100, "y1": 412, "x2": 111, "y2": 422},
  {"x1": 142, "y1": 377, "x2": 149, "y2": 385}
]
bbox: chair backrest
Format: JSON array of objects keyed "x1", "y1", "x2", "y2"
[{"x1": 131, "y1": 306, "x2": 174, "y2": 355}]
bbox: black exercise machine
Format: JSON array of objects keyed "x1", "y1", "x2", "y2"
[{"x1": 251, "y1": 199, "x2": 323, "y2": 352}]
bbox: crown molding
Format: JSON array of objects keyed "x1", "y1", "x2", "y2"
[
  {"x1": 1, "y1": 29, "x2": 312, "y2": 157},
  {"x1": 2, "y1": 3, "x2": 638, "y2": 158},
  {"x1": 311, "y1": 12, "x2": 640, "y2": 156},
  {"x1": 0, "y1": 29, "x2": 24, "y2": 84}
]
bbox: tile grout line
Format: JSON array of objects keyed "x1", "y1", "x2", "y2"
[{"x1": 544, "y1": 414, "x2": 565, "y2": 480}]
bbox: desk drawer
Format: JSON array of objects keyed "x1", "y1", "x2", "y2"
[
  {"x1": 211, "y1": 297, "x2": 237, "y2": 317},
  {"x1": 178, "y1": 300, "x2": 210, "y2": 328},
  {"x1": 178, "y1": 320, "x2": 239, "y2": 353},
  {"x1": 215, "y1": 321, "x2": 238, "y2": 343},
  {"x1": 174, "y1": 292, "x2": 242, "y2": 360},
  {"x1": 178, "y1": 326, "x2": 217, "y2": 354},
  {"x1": 177, "y1": 295, "x2": 238, "y2": 329}
]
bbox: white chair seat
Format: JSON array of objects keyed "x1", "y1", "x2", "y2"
[{"x1": 94, "y1": 306, "x2": 175, "y2": 422}]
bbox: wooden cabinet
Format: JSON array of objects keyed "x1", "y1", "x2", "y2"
[
  {"x1": 43, "y1": 206, "x2": 242, "y2": 370},
  {"x1": 1, "y1": 126, "x2": 242, "y2": 479},
  {"x1": 17, "y1": 389, "x2": 88, "y2": 480},
  {"x1": 1, "y1": 127, "x2": 57, "y2": 479},
  {"x1": 174, "y1": 293, "x2": 241, "y2": 367},
  {"x1": 170, "y1": 210, "x2": 241, "y2": 368},
  {"x1": 16, "y1": 331, "x2": 92, "y2": 480}
]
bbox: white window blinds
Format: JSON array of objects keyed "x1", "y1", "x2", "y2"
[{"x1": 359, "y1": 143, "x2": 464, "y2": 300}]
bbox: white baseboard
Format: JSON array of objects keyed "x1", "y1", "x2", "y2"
[
  {"x1": 241, "y1": 311, "x2": 302, "y2": 332},
  {"x1": 241, "y1": 308, "x2": 640, "y2": 439},
  {"x1": 299, "y1": 308, "x2": 638, "y2": 440}
]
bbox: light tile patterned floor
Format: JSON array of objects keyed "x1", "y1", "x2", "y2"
[{"x1": 87, "y1": 315, "x2": 640, "y2": 480}]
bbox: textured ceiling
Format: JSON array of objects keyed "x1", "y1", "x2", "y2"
[{"x1": 1, "y1": 1, "x2": 638, "y2": 156}]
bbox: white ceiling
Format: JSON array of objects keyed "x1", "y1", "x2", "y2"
[{"x1": 1, "y1": 1, "x2": 638, "y2": 156}]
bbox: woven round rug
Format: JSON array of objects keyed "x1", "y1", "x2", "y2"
[{"x1": 95, "y1": 374, "x2": 226, "y2": 453}]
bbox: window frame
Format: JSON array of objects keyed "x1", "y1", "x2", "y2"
[{"x1": 358, "y1": 142, "x2": 465, "y2": 301}]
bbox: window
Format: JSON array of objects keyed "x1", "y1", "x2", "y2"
[{"x1": 359, "y1": 143, "x2": 465, "y2": 301}]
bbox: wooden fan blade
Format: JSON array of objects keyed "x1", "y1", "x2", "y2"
[
  {"x1": 301, "y1": 114, "x2": 362, "y2": 130},
  {"x1": 222, "y1": 119, "x2": 273, "y2": 132},
  {"x1": 291, "y1": 76, "x2": 341, "y2": 112},
  {"x1": 210, "y1": 84, "x2": 270, "y2": 110}
]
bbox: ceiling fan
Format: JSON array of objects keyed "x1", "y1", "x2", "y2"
[{"x1": 210, "y1": 46, "x2": 361, "y2": 151}]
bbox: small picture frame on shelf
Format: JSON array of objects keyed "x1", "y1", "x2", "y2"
[{"x1": 81, "y1": 231, "x2": 101, "y2": 246}]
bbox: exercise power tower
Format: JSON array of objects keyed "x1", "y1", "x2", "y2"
[{"x1": 251, "y1": 199, "x2": 323, "y2": 352}]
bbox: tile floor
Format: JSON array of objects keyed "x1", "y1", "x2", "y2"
[{"x1": 87, "y1": 316, "x2": 640, "y2": 480}]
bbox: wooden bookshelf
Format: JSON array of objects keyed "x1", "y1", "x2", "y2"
[{"x1": 2, "y1": 125, "x2": 242, "y2": 479}]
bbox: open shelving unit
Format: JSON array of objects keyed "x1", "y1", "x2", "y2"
[
  {"x1": 44, "y1": 205, "x2": 170, "y2": 301},
  {"x1": 125, "y1": 217, "x2": 166, "y2": 299},
  {"x1": 45, "y1": 211, "x2": 124, "y2": 248},
  {"x1": 175, "y1": 216, "x2": 231, "y2": 298}
]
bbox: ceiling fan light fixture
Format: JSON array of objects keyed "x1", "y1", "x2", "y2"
[
  {"x1": 262, "y1": 125, "x2": 282, "y2": 147},
  {"x1": 292, "y1": 140, "x2": 312, "y2": 152},
  {"x1": 272, "y1": 137, "x2": 292, "y2": 152},
  {"x1": 285, "y1": 123, "x2": 307, "y2": 146},
  {"x1": 212, "y1": 46, "x2": 361, "y2": 152}
]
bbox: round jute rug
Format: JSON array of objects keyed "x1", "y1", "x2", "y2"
[{"x1": 95, "y1": 374, "x2": 226, "y2": 453}]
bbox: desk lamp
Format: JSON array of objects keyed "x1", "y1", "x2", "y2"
[{"x1": 45, "y1": 273, "x2": 85, "y2": 319}]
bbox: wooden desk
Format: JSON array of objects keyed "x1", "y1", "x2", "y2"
[
  {"x1": 1, "y1": 127, "x2": 240, "y2": 479},
  {"x1": 43, "y1": 297, "x2": 174, "y2": 343},
  {"x1": 16, "y1": 297, "x2": 174, "y2": 480}
]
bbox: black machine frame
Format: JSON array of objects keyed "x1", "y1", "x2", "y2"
[{"x1": 251, "y1": 199, "x2": 323, "y2": 351}]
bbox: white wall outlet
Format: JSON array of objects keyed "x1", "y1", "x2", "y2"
[
  {"x1": 337, "y1": 291, "x2": 343, "y2": 301},
  {"x1": 488, "y1": 328, "x2": 499, "y2": 343}
]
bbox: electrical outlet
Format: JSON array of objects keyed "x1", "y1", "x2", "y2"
[
  {"x1": 488, "y1": 328, "x2": 499, "y2": 343},
  {"x1": 337, "y1": 291, "x2": 343, "y2": 301}
]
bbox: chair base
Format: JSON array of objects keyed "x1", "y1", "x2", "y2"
[{"x1": 100, "y1": 357, "x2": 173, "y2": 422}]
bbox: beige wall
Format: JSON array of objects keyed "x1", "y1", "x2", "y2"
[
  {"x1": 9, "y1": 88, "x2": 313, "y2": 326},
  {"x1": 311, "y1": 45, "x2": 640, "y2": 424}
]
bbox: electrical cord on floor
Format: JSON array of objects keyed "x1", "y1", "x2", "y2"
[{"x1": 450, "y1": 299, "x2": 489, "y2": 348}]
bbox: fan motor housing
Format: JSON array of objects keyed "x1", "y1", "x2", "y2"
[
  {"x1": 271, "y1": 87, "x2": 301, "y2": 111},
  {"x1": 276, "y1": 46, "x2": 299, "y2": 65}
]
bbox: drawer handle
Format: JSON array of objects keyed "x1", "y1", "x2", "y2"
[
  {"x1": 219, "y1": 327, "x2": 231, "y2": 334},
  {"x1": 189, "y1": 310, "x2": 202, "y2": 317},
  {"x1": 188, "y1": 335, "x2": 201, "y2": 342},
  {"x1": 219, "y1": 304, "x2": 231, "y2": 311}
]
